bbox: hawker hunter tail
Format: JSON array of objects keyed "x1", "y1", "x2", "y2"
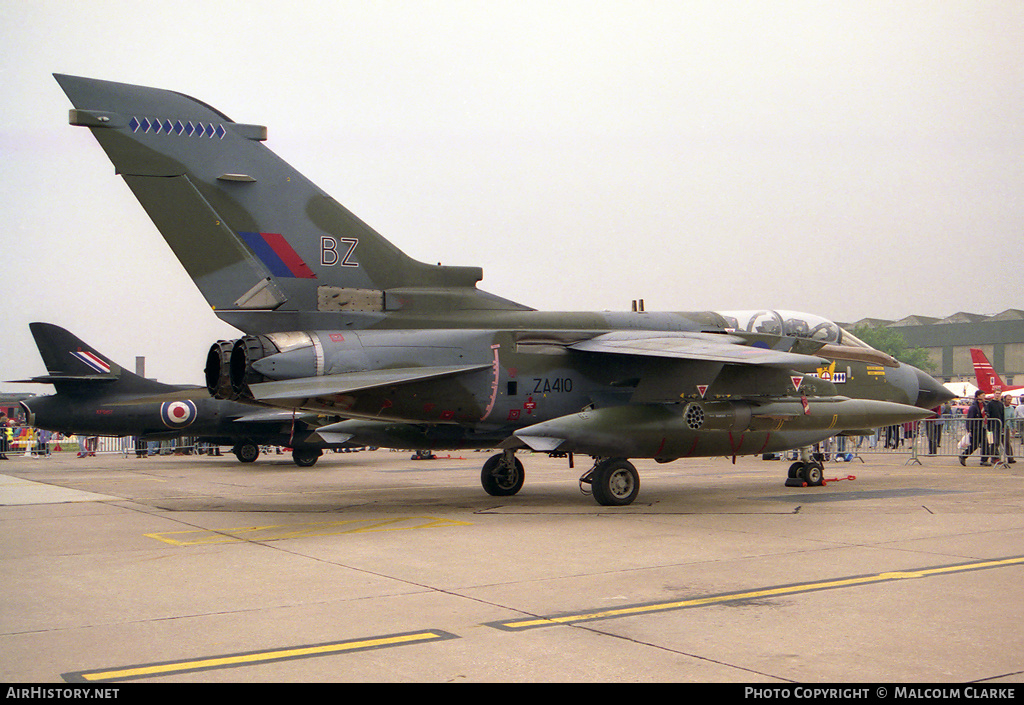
[{"x1": 13, "y1": 322, "x2": 358, "y2": 465}]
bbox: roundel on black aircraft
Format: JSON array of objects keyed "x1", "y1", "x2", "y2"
[{"x1": 160, "y1": 400, "x2": 197, "y2": 429}]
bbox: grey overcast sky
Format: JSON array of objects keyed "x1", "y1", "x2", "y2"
[{"x1": 1, "y1": 1, "x2": 1022, "y2": 387}]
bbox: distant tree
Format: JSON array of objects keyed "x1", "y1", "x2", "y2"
[{"x1": 852, "y1": 324, "x2": 935, "y2": 372}]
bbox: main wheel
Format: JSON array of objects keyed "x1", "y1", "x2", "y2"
[
  {"x1": 292, "y1": 448, "x2": 322, "y2": 467},
  {"x1": 233, "y1": 442, "x2": 259, "y2": 463},
  {"x1": 788, "y1": 461, "x2": 805, "y2": 479},
  {"x1": 481, "y1": 453, "x2": 525, "y2": 496},
  {"x1": 591, "y1": 458, "x2": 640, "y2": 506}
]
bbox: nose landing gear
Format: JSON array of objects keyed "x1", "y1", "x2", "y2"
[
  {"x1": 786, "y1": 459, "x2": 825, "y2": 487},
  {"x1": 785, "y1": 447, "x2": 825, "y2": 487}
]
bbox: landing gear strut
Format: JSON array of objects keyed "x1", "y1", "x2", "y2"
[
  {"x1": 580, "y1": 458, "x2": 640, "y2": 506},
  {"x1": 481, "y1": 450, "x2": 525, "y2": 496}
]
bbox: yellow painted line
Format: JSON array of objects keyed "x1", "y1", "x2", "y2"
[
  {"x1": 492, "y1": 555, "x2": 1024, "y2": 631},
  {"x1": 64, "y1": 630, "x2": 458, "y2": 682},
  {"x1": 145, "y1": 516, "x2": 472, "y2": 546}
]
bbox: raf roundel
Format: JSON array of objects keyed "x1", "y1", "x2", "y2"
[{"x1": 160, "y1": 400, "x2": 197, "y2": 429}]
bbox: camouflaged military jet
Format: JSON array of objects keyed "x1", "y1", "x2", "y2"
[
  {"x1": 55, "y1": 74, "x2": 952, "y2": 505},
  {"x1": 13, "y1": 322, "x2": 357, "y2": 466}
]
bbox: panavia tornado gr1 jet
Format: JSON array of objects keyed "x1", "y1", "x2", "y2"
[
  {"x1": 12, "y1": 322, "x2": 357, "y2": 466},
  {"x1": 55, "y1": 74, "x2": 953, "y2": 505}
]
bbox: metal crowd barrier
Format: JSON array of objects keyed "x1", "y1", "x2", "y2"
[
  {"x1": 0, "y1": 428, "x2": 205, "y2": 457},
  {"x1": 916, "y1": 417, "x2": 1019, "y2": 467},
  {"x1": 804, "y1": 417, "x2": 1020, "y2": 468},
  {"x1": 95, "y1": 436, "x2": 205, "y2": 457}
]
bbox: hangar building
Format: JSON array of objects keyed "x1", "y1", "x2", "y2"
[{"x1": 849, "y1": 309, "x2": 1024, "y2": 386}]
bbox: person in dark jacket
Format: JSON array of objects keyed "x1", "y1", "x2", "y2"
[
  {"x1": 960, "y1": 391, "x2": 991, "y2": 466},
  {"x1": 986, "y1": 394, "x2": 1007, "y2": 465}
]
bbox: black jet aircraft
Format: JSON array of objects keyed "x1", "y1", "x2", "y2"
[
  {"x1": 54, "y1": 74, "x2": 953, "y2": 505},
  {"x1": 13, "y1": 322, "x2": 356, "y2": 466}
]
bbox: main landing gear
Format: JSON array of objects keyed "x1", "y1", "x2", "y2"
[
  {"x1": 292, "y1": 447, "x2": 323, "y2": 467},
  {"x1": 232, "y1": 441, "x2": 323, "y2": 467},
  {"x1": 480, "y1": 450, "x2": 525, "y2": 497},
  {"x1": 233, "y1": 442, "x2": 259, "y2": 463},
  {"x1": 479, "y1": 451, "x2": 641, "y2": 506},
  {"x1": 579, "y1": 458, "x2": 640, "y2": 506}
]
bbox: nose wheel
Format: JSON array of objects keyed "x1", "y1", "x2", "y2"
[{"x1": 786, "y1": 459, "x2": 825, "y2": 487}]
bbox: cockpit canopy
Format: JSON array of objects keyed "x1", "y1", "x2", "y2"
[{"x1": 716, "y1": 310, "x2": 868, "y2": 348}]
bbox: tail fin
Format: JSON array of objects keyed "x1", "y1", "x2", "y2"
[
  {"x1": 21, "y1": 322, "x2": 174, "y2": 398},
  {"x1": 969, "y1": 348, "x2": 1004, "y2": 393},
  {"x1": 54, "y1": 74, "x2": 530, "y2": 333}
]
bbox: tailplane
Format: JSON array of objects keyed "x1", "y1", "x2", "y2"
[{"x1": 54, "y1": 74, "x2": 530, "y2": 333}]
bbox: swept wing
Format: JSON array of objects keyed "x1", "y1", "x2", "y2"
[{"x1": 568, "y1": 330, "x2": 826, "y2": 369}]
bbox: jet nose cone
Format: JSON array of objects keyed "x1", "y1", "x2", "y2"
[{"x1": 914, "y1": 367, "x2": 955, "y2": 409}]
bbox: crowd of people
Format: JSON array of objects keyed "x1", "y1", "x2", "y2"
[
  {"x1": 958, "y1": 390, "x2": 1022, "y2": 466},
  {"x1": 0, "y1": 416, "x2": 97, "y2": 459}
]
